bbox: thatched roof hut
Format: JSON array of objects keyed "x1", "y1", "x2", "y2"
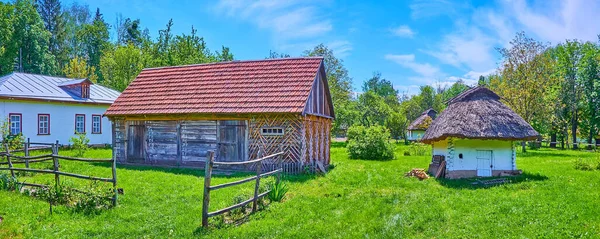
[
  {"x1": 407, "y1": 108, "x2": 437, "y2": 141},
  {"x1": 421, "y1": 87, "x2": 539, "y2": 144},
  {"x1": 423, "y1": 87, "x2": 539, "y2": 178}
]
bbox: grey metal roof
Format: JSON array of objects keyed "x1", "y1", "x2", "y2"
[{"x1": 0, "y1": 72, "x2": 120, "y2": 104}]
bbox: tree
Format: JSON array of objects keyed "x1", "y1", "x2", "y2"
[
  {"x1": 362, "y1": 72, "x2": 398, "y2": 107},
  {"x1": 418, "y1": 85, "x2": 435, "y2": 112},
  {"x1": 77, "y1": 8, "x2": 110, "y2": 81},
  {"x1": 63, "y1": 2, "x2": 91, "y2": 60},
  {"x1": 99, "y1": 44, "x2": 143, "y2": 92},
  {"x1": 63, "y1": 56, "x2": 98, "y2": 83},
  {"x1": 170, "y1": 26, "x2": 214, "y2": 65},
  {"x1": 304, "y1": 44, "x2": 354, "y2": 135},
  {"x1": 0, "y1": 2, "x2": 16, "y2": 75},
  {"x1": 12, "y1": 0, "x2": 54, "y2": 74},
  {"x1": 490, "y1": 32, "x2": 559, "y2": 151},
  {"x1": 37, "y1": 0, "x2": 67, "y2": 74},
  {"x1": 385, "y1": 111, "x2": 408, "y2": 143},
  {"x1": 577, "y1": 42, "x2": 600, "y2": 149},
  {"x1": 554, "y1": 40, "x2": 583, "y2": 149},
  {"x1": 118, "y1": 17, "x2": 142, "y2": 46},
  {"x1": 266, "y1": 50, "x2": 291, "y2": 59},
  {"x1": 356, "y1": 91, "x2": 391, "y2": 127}
]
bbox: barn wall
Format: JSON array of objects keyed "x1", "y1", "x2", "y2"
[
  {"x1": 248, "y1": 114, "x2": 305, "y2": 173},
  {"x1": 303, "y1": 115, "x2": 332, "y2": 172},
  {"x1": 112, "y1": 118, "x2": 126, "y2": 162},
  {"x1": 447, "y1": 139, "x2": 514, "y2": 171}
]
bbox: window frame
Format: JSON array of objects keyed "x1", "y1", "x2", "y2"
[
  {"x1": 260, "y1": 127, "x2": 285, "y2": 136},
  {"x1": 37, "y1": 114, "x2": 50, "y2": 135},
  {"x1": 91, "y1": 114, "x2": 102, "y2": 134},
  {"x1": 75, "y1": 114, "x2": 86, "y2": 134},
  {"x1": 8, "y1": 113, "x2": 22, "y2": 136}
]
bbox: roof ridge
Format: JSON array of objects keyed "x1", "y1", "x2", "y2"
[
  {"x1": 10, "y1": 72, "x2": 87, "y2": 82},
  {"x1": 141, "y1": 57, "x2": 325, "y2": 71}
]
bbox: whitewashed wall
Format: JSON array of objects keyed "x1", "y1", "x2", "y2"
[
  {"x1": 408, "y1": 130, "x2": 426, "y2": 141},
  {"x1": 0, "y1": 100, "x2": 112, "y2": 145},
  {"x1": 447, "y1": 139, "x2": 514, "y2": 171},
  {"x1": 432, "y1": 139, "x2": 448, "y2": 156}
]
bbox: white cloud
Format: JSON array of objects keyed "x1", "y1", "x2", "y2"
[
  {"x1": 385, "y1": 54, "x2": 440, "y2": 78},
  {"x1": 328, "y1": 40, "x2": 353, "y2": 58},
  {"x1": 215, "y1": 0, "x2": 350, "y2": 55},
  {"x1": 390, "y1": 25, "x2": 415, "y2": 38}
]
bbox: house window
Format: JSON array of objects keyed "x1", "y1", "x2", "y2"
[
  {"x1": 75, "y1": 114, "x2": 85, "y2": 133},
  {"x1": 261, "y1": 127, "x2": 284, "y2": 136},
  {"x1": 81, "y1": 84, "x2": 90, "y2": 98},
  {"x1": 9, "y1": 113, "x2": 21, "y2": 135},
  {"x1": 38, "y1": 114, "x2": 50, "y2": 135},
  {"x1": 92, "y1": 115, "x2": 101, "y2": 134}
]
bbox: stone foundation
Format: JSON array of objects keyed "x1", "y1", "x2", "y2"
[{"x1": 445, "y1": 170, "x2": 522, "y2": 179}]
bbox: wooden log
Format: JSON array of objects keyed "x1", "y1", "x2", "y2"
[
  {"x1": 212, "y1": 152, "x2": 284, "y2": 166},
  {"x1": 0, "y1": 157, "x2": 53, "y2": 165},
  {"x1": 0, "y1": 167, "x2": 114, "y2": 183},
  {"x1": 201, "y1": 151, "x2": 214, "y2": 228},
  {"x1": 10, "y1": 154, "x2": 54, "y2": 160},
  {"x1": 252, "y1": 157, "x2": 263, "y2": 212},
  {"x1": 4, "y1": 144, "x2": 14, "y2": 178},
  {"x1": 52, "y1": 144, "x2": 60, "y2": 186},
  {"x1": 210, "y1": 169, "x2": 282, "y2": 190},
  {"x1": 207, "y1": 190, "x2": 270, "y2": 217},
  {"x1": 24, "y1": 138, "x2": 29, "y2": 168},
  {"x1": 112, "y1": 157, "x2": 118, "y2": 206},
  {"x1": 52, "y1": 155, "x2": 113, "y2": 163}
]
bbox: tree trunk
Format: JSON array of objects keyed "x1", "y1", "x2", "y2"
[
  {"x1": 521, "y1": 141, "x2": 526, "y2": 153},
  {"x1": 587, "y1": 128, "x2": 594, "y2": 150},
  {"x1": 550, "y1": 133, "x2": 557, "y2": 148},
  {"x1": 572, "y1": 112, "x2": 578, "y2": 150}
]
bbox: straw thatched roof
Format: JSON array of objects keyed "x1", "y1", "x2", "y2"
[
  {"x1": 407, "y1": 109, "x2": 436, "y2": 130},
  {"x1": 421, "y1": 87, "x2": 539, "y2": 144}
]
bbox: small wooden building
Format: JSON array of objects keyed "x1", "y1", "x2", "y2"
[
  {"x1": 104, "y1": 57, "x2": 334, "y2": 173},
  {"x1": 421, "y1": 87, "x2": 539, "y2": 178},
  {"x1": 407, "y1": 108, "x2": 436, "y2": 141}
]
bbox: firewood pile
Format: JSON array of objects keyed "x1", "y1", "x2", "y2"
[{"x1": 405, "y1": 168, "x2": 430, "y2": 180}]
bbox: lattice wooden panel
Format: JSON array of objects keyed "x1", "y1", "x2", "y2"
[
  {"x1": 303, "y1": 115, "x2": 332, "y2": 172},
  {"x1": 248, "y1": 114, "x2": 305, "y2": 172}
]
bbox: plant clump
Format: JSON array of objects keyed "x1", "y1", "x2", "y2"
[{"x1": 346, "y1": 125, "x2": 395, "y2": 160}]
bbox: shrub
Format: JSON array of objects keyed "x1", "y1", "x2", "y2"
[
  {"x1": 267, "y1": 180, "x2": 288, "y2": 202},
  {"x1": 574, "y1": 158, "x2": 595, "y2": 171},
  {"x1": 346, "y1": 125, "x2": 395, "y2": 160},
  {"x1": 69, "y1": 132, "x2": 90, "y2": 157},
  {"x1": 0, "y1": 118, "x2": 25, "y2": 151},
  {"x1": 35, "y1": 180, "x2": 113, "y2": 214},
  {"x1": 408, "y1": 143, "x2": 430, "y2": 156},
  {"x1": 0, "y1": 173, "x2": 21, "y2": 191}
]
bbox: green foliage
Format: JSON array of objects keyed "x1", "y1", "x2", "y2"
[
  {"x1": 35, "y1": 180, "x2": 113, "y2": 215},
  {"x1": 99, "y1": 43, "x2": 143, "y2": 92},
  {"x1": 356, "y1": 91, "x2": 391, "y2": 127},
  {"x1": 406, "y1": 142, "x2": 430, "y2": 156},
  {"x1": 346, "y1": 125, "x2": 395, "y2": 160},
  {"x1": 267, "y1": 180, "x2": 288, "y2": 202},
  {"x1": 0, "y1": 173, "x2": 21, "y2": 191},
  {"x1": 574, "y1": 158, "x2": 597, "y2": 171},
  {"x1": 0, "y1": 118, "x2": 24, "y2": 151},
  {"x1": 69, "y1": 132, "x2": 89, "y2": 157}
]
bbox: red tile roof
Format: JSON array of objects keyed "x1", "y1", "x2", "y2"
[{"x1": 105, "y1": 57, "x2": 324, "y2": 116}]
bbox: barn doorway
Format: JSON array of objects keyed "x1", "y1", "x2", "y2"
[
  {"x1": 127, "y1": 124, "x2": 146, "y2": 161},
  {"x1": 218, "y1": 120, "x2": 247, "y2": 162},
  {"x1": 476, "y1": 150, "x2": 492, "y2": 176}
]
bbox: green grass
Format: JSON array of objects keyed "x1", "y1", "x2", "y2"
[{"x1": 1, "y1": 144, "x2": 600, "y2": 238}]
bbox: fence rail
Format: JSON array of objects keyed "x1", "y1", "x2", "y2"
[
  {"x1": 0, "y1": 139, "x2": 118, "y2": 206},
  {"x1": 201, "y1": 150, "x2": 284, "y2": 228}
]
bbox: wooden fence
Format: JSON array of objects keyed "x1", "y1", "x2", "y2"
[
  {"x1": 0, "y1": 141, "x2": 118, "y2": 206},
  {"x1": 202, "y1": 150, "x2": 284, "y2": 227}
]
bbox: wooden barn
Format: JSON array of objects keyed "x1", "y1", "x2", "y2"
[
  {"x1": 422, "y1": 87, "x2": 539, "y2": 178},
  {"x1": 104, "y1": 57, "x2": 334, "y2": 173}
]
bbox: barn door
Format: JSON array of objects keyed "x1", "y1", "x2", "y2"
[
  {"x1": 127, "y1": 125, "x2": 145, "y2": 161},
  {"x1": 476, "y1": 150, "x2": 492, "y2": 177},
  {"x1": 218, "y1": 120, "x2": 247, "y2": 162}
]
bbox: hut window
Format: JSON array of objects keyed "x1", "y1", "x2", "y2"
[
  {"x1": 261, "y1": 127, "x2": 284, "y2": 136},
  {"x1": 458, "y1": 153, "x2": 463, "y2": 159}
]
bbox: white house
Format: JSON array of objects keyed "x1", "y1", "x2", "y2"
[
  {"x1": 0, "y1": 72, "x2": 120, "y2": 145},
  {"x1": 407, "y1": 109, "x2": 436, "y2": 141},
  {"x1": 421, "y1": 87, "x2": 539, "y2": 178}
]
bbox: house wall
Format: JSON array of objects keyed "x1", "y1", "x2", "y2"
[
  {"x1": 408, "y1": 130, "x2": 426, "y2": 141},
  {"x1": 435, "y1": 138, "x2": 516, "y2": 178},
  {"x1": 432, "y1": 139, "x2": 448, "y2": 156},
  {"x1": 111, "y1": 113, "x2": 332, "y2": 173},
  {"x1": 0, "y1": 99, "x2": 112, "y2": 145}
]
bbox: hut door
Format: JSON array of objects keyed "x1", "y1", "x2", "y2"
[
  {"x1": 476, "y1": 150, "x2": 492, "y2": 176},
  {"x1": 127, "y1": 125, "x2": 145, "y2": 161},
  {"x1": 218, "y1": 120, "x2": 247, "y2": 162}
]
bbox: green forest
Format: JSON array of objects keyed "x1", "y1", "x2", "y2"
[{"x1": 1, "y1": 0, "x2": 599, "y2": 149}]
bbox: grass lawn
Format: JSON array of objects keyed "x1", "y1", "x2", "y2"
[{"x1": 1, "y1": 144, "x2": 600, "y2": 238}]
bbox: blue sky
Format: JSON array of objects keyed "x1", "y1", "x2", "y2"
[{"x1": 63, "y1": 0, "x2": 600, "y2": 95}]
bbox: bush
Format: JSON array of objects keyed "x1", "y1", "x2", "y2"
[
  {"x1": 408, "y1": 143, "x2": 430, "y2": 156},
  {"x1": 0, "y1": 173, "x2": 21, "y2": 191},
  {"x1": 35, "y1": 180, "x2": 113, "y2": 214},
  {"x1": 1, "y1": 118, "x2": 25, "y2": 151},
  {"x1": 346, "y1": 125, "x2": 395, "y2": 160},
  {"x1": 69, "y1": 132, "x2": 90, "y2": 157},
  {"x1": 267, "y1": 180, "x2": 288, "y2": 202}
]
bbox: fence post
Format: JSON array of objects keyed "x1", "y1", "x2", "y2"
[
  {"x1": 252, "y1": 152, "x2": 263, "y2": 213},
  {"x1": 4, "y1": 144, "x2": 14, "y2": 178},
  {"x1": 24, "y1": 138, "x2": 30, "y2": 168},
  {"x1": 52, "y1": 143, "x2": 60, "y2": 187},
  {"x1": 112, "y1": 156, "x2": 118, "y2": 206},
  {"x1": 202, "y1": 151, "x2": 214, "y2": 228},
  {"x1": 55, "y1": 140, "x2": 59, "y2": 154}
]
